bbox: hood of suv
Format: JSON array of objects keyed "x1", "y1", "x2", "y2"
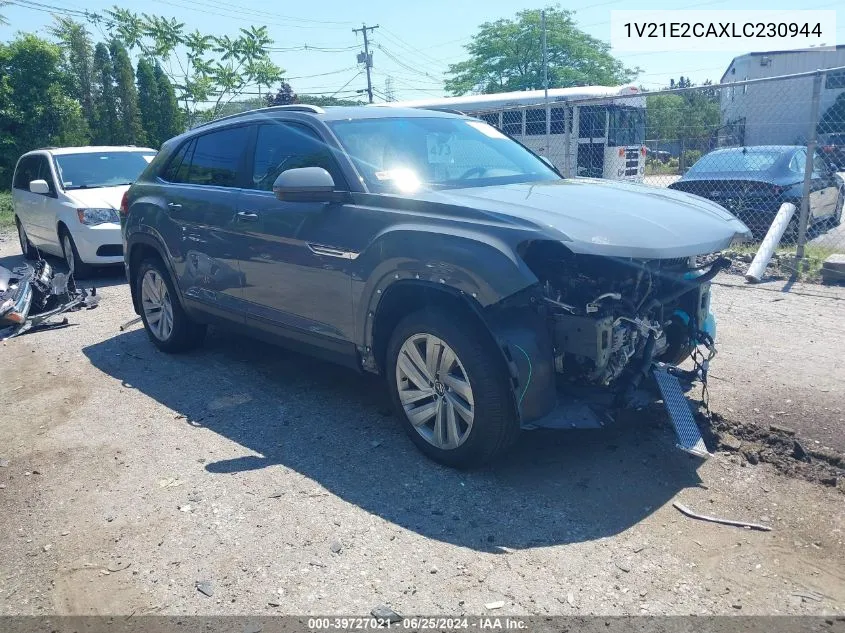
[
  {"x1": 425, "y1": 178, "x2": 751, "y2": 259},
  {"x1": 65, "y1": 185, "x2": 130, "y2": 211}
]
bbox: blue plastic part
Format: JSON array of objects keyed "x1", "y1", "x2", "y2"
[{"x1": 702, "y1": 312, "x2": 716, "y2": 340}]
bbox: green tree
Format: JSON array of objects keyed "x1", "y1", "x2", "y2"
[
  {"x1": 155, "y1": 64, "x2": 183, "y2": 142},
  {"x1": 0, "y1": 34, "x2": 89, "y2": 187},
  {"x1": 110, "y1": 40, "x2": 145, "y2": 145},
  {"x1": 92, "y1": 42, "x2": 118, "y2": 144},
  {"x1": 818, "y1": 91, "x2": 845, "y2": 136},
  {"x1": 445, "y1": 6, "x2": 637, "y2": 95},
  {"x1": 136, "y1": 58, "x2": 160, "y2": 147},
  {"x1": 103, "y1": 8, "x2": 284, "y2": 120},
  {"x1": 646, "y1": 78, "x2": 720, "y2": 168},
  {"x1": 49, "y1": 17, "x2": 95, "y2": 128}
]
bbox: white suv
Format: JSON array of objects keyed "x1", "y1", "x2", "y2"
[{"x1": 12, "y1": 146, "x2": 156, "y2": 277}]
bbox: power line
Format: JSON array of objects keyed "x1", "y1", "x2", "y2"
[
  {"x1": 181, "y1": 0, "x2": 354, "y2": 26},
  {"x1": 377, "y1": 27, "x2": 449, "y2": 70},
  {"x1": 268, "y1": 45, "x2": 358, "y2": 53},
  {"x1": 9, "y1": 0, "x2": 89, "y2": 18},
  {"x1": 150, "y1": 0, "x2": 351, "y2": 31},
  {"x1": 329, "y1": 71, "x2": 364, "y2": 99}
]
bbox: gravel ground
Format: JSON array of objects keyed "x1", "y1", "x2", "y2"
[{"x1": 1, "y1": 233, "x2": 844, "y2": 617}]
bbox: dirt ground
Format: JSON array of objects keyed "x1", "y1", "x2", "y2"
[{"x1": 1, "y1": 233, "x2": 844, "y2": 617}]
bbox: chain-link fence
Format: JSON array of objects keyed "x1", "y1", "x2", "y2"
[{"x1": 468, "y1": 67, "x2": 845, "y2": 278}]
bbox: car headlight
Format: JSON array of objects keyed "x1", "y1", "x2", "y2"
[{"x1": 77, "y1": 208, "x2": 120, "y2": 226}]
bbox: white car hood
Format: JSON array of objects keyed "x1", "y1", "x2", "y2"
[{"x1": 65, "y1": 185, "x2": 130, "y2": 210}]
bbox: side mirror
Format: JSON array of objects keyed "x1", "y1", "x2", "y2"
[
  {"x1": 273, "y1": 167, "x2": 337, "y2": 203},
  {"x1": 29, "y1": 179, "x2": 50, "y2": 195},
  {"x1": 831, "y1": 163, "x2": 840, "y2": 173}
]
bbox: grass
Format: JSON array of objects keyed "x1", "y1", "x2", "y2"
[
  {"x1": 0, "y1": 190, "x2": 13, "y2": 232},
  {"x1": 726, "y1": 243, "x2": 835, "y2": 281}
]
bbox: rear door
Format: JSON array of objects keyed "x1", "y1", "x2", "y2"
[
  {"x1": 234, "y1": 120, "x2": 356, "y2": 348},
  {"x1": 161, "y1": 125, "x2": 251, "y2": 320},
  {"x1": 12, "y1": 155, "x2": 38, "y2": 237},
  {"x1": 13, "y1": 154, "x2": 59, "y2": 248}
]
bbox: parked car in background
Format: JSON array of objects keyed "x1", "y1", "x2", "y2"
[
  {"x1": 122, "y1": 104, "x2": 750, "y2": 467},
  {"x1": 668, "y1": 146, "x2": 843, "y2": 241},
  {"x1": 819, "y1": 133, "x2": 845, "y2": 171},
  {"x1": 13, "y1": 146, "x2": 157, "y2": 278}
]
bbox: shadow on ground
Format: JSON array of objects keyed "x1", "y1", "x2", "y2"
[
  {"x1": 0, "y1": 251, "x2": 127, "y2": 289},
  {"x1": 83, "y1": 328, "x2": 704, "y2": 552}
]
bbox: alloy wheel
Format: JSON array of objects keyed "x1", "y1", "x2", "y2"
[
  {"x1": 141, "y1": 269, "x2": 174, "y2": 342},
  {"x1": 395, "y1": 333, "x2": 475, "y2": 450}
]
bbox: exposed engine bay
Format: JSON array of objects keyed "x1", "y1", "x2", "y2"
[
  {"x1": 0, "y1": 260, "x2": 98, "y2": 340},
  {"x1": 520, "y1": 241, "x2": 727, "y2": 388}
]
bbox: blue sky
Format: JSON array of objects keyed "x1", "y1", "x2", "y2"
[{"x1": 1, "y1": 0, "x2": 843, "y2": 103}]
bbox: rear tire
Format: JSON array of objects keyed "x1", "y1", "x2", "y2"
[
  {"x1": 16, "y1": 218, "x2": 37, "y2": 260},
  {"x1": 386, "y1": 307, "x2": 519, "y2": 469},
  {"x1": 60, "y1": 229, "x2": 93, "y2": 279},
  {"x1": 136, "y1": 257, "x2": 207, "y2": 353}
]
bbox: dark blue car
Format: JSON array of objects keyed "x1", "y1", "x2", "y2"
[{"x1": 669, "y1": 145, "x2": 843, "y2": 241}]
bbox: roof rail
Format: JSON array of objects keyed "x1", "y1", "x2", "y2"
[
  {"x1": 266, "y1": 104, "x2": 326, "y2": 114},
  {"x1": 192, "y1": 104, "x2": 327, "y2": 130}
]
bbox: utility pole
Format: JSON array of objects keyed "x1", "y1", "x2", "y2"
[
  {"x1": 541, "y1": 10, "x2": 550, "y2": 159},
  {"x1": 353, "y1": 23, "x2": 379, "y2": 104}
]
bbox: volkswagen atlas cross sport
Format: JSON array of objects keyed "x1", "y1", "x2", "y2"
[
  {"x1": 13, "y1": 146, "x2": 157, "y2": 277},
  {"x1": 122, "y1": 104, "x2": 750, "y2": 468}
]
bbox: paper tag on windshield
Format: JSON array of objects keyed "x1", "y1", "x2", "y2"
[
  {"x1": 466, "y1": 120, "x2": 507, "y2": 139},
  {"x1": 426, "y1": 135, "x2": 453, "y2": 164}
]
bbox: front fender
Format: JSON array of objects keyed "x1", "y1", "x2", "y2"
[{"x1": 352, "y1": 225, "x2": 538, "y2": 347}]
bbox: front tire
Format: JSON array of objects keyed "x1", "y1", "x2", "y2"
[
  {"x1": 386, "y1": 308, "x2": 519, "y2": 468},
  {"x1": 16, "y1": 218, "x2": 37, "y2": 260},
  {"x1": 60, "y1": 229, "x2": 93, "y2": 279},
  {"x1": 136, "y1": 258, "x2": 206, "y2": 353}
]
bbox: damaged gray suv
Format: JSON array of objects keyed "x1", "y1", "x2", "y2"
[{"x1": 122, "y1": 105, "x2": 750, "y2": 468}]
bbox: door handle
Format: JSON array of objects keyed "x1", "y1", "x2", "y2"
[
  {"x1": 167, "y1": 202, "x2": 182, "y2": 211},
  {"x1": 236, "y1": 211, "x2": 259, "y2": 222}
]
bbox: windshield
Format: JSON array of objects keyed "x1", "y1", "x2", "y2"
[
  {"x1": 327, "y1": 117, "x2": 559, "y2": 192},
  {"x1": 54, "y1": 151, "x2": 156, "y2": 190},
  {"x1": 608, "y1": 106, "x2": 645, "y2": 147},
  {"x1": 687, "y1": 149, "x2": 782, "y2": 174}
]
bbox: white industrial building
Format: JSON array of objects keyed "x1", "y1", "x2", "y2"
[{"x1": 719, "y1": 46, "x2": 845, "y2": 146}]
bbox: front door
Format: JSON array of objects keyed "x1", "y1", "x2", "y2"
[
  {"x1": 234, "y1": 121, "x2": 356, "y2": 348},
  {"x1": 160, "y1": 125, "x2": 251, "y2": 319}
]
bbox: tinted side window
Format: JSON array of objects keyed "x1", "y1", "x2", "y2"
[
  {"x1": 13, "y1": 156, "x2": 37, "y2": 189},
  {"x1": 34, "y1": 156, "x2": 56, "y2": 194},
  {"x1": 525, "y1": 108, "x2": 546, "y2": 136},
  {"x1": 502, "y1": 111, "x2": 522, "y2": 136},
  {"x1": 183, "y1": 127, "x2": 248, "y2": 187},
  {"x1": 789, "y1": 149, "x2": 806, "y2": 175},
  {"x1": 250, "y1": 122, "x2": 344, "y2": 191},
  {"x1": 813, "y1": 151, "x2": 828, "y2": 175},
  {"x1": 161, "y1": 141, "x2": 192, "y2": 182}
]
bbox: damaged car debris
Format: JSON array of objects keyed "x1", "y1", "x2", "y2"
[{"x1": 0, "y1": 260, "x2": 98, "y2": 340}]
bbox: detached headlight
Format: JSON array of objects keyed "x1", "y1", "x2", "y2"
[{"x1": 77, "y1": 208, "x2": 120, "y2": 226}]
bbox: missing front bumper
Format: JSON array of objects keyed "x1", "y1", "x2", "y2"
[{"x1": 522, "y1": 363, "x2": 711, "y2": 459}]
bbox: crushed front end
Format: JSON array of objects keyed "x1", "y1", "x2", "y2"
[
  {"x1": 0, "y1": 260, "x2": 98, "y2": 340},
  {"x1": 491, "y1": 241, "x2": 727, "y2": 458}
]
